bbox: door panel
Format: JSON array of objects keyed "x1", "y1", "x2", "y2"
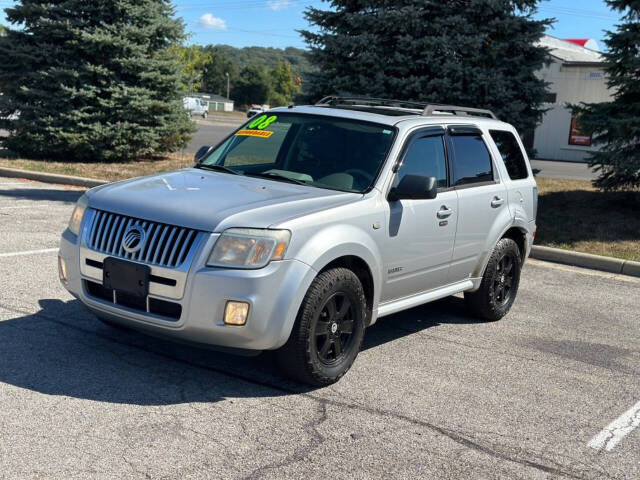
[
  {"x1": 446, "y1": 128, "x2": 512, "y2": 282},
  {"x1": 379, "y1": 130, "x2": 458, "y2": 303},
  {"x1": 381, "y1": 191, "x2": 458, "y2": 302}
]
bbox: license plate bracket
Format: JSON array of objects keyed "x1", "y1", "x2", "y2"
[{"x1": 103, "y1": 257, "x2": 150, "y2": 297}]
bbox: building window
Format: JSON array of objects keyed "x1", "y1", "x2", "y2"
[
  {"x1": 545, "y1": 93, "x2": 557, "y2": 104},
  {"x1": 568, "y1": 116, "x2": 592, "y2": 146}
]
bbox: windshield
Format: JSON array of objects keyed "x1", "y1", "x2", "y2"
[{"x1": 199, "y1": 113, "x2": 397, "y2": 193}]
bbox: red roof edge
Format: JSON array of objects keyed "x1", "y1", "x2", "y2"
[{"x1": 564, "y1": 39, "x2": 590, "y2": 47}]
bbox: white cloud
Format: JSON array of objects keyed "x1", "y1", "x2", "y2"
[
  {"x1": 267, "y1": 0, "x2": 294, "y2": 11},
  {"x1": 197, "y1": 13, "x2": 227, "y2": 30}
]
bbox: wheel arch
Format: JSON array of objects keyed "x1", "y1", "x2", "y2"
[
  {"x1": 318, "y1": 255, "x2": 375, "y2": 327},
  {"x1": 501, "y1": 226, "x2": 528, "y2": 264},
  {"x1": 472, "y1": 223, "x2": 529, "y2": 282}
]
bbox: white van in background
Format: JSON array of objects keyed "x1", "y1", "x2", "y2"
[{"x1": 183, "y1": 97, "x2": 209, "y2": 118}]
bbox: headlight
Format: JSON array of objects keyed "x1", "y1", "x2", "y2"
[
  {"x1": 68, "y1": 194, "x2": 89, "y2": 236},
  {"x1": 207, "y1": 228, "x2": 291, "y2": 269}
]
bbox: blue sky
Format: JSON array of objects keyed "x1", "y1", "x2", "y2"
[{"x1": 1, "y1": 1, "x2": 626, "y2": 51}]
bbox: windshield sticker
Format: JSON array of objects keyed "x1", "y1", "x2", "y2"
[
  {"x1": 248, "y1": 114, "x2": 277, "y2": 130},
  {"x1": 383, "y1": 129, "x2": 392, "y2": 135},
  {"x1": 235, "y1": 129, "x2": 274, "y2": 138}
]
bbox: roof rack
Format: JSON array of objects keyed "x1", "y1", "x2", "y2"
[
  {"x1": 315, "y1": 96, "x2": 498, "y2": 120},
  {"x1": 422, "y1": 104, "x2": 497, "y2": 120}
]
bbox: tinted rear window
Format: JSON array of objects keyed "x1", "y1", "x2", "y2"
[
  {"x1": 450, "y1": 135, "x2": 493, "y2": 186},
  {"x1": 489, "y1": 130, "x2": 529, "y2": 180}
]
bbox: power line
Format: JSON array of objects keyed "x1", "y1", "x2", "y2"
[{"x1": 538, "y1": 5, "x2": 620, "y2": 21}]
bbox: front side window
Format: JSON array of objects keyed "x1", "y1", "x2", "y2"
[
  {"x1": 395, "y1": 135, "x2": 447, "y2": 188},
  {"x1": 450, "y1": 135, "x2": 494, "y2": 186},
  {"x1": 200, "y1": 113, "x2": 396, "y2": 193},
  {"x1": 489, "y1": 130, "x2": 529, "y2": 180}
]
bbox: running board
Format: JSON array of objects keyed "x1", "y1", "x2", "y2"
[{"x1": 377, "y1": 280, "x2": 474, "y2": 318}]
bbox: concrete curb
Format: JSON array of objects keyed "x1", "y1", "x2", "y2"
[
  {"x1": 530, "y1": 245, "x2": 640, "y2": 278},
  {"x1": 0, "y1": 167, "x2": 107, "y2": 188}
]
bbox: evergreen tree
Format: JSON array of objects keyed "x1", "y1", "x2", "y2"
[
  {"x1": 571, "y1": 1, "x2": 640, "y2": 191},
  {"x1": 301, "y1": 0, "x2": 551, "y2": 134},
  {"x1": 0, "y1": 0, "x2": 194, "y2": 162}
]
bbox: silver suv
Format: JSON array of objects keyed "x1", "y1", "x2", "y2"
[{"x1": 58, "y1": 97, "x2": 538, "y2": 386}]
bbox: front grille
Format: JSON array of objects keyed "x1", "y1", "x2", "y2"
[
  {"x1": 86, "y1": 210, "x2": 198, "y2": 268},
  {"x1": 85, "y1": 280, "x2": 182, "y2": 321}
]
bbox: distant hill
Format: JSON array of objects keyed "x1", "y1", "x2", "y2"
[{"x1": 207, "y1": 45, "x2": 315, "y2": 80}]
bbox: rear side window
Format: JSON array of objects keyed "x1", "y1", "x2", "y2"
[
  {"x1": 396, "y1": 135, "x2": 448, "y2": 188},
  {"x1": 450, "y1": 135, "x2": 493, "y2": 186},
  {"x1": 490, "y1": 130, "x2": 529, "y2": 180}
]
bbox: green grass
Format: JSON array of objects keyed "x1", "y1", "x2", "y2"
[{"x1": 535, "y1": 177, "x2": 640, "y2": 262}]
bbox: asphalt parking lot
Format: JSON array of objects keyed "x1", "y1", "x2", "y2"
[
  {"x1": 1, "y1": 177, "x2": 639, "y2": 479},
  {"x1": 186, "y1": 117, "x2": 243, "y2": 154}
]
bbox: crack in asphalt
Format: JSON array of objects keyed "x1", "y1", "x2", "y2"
[
  {"x1": 243, "y1": 401, "x2": 328, "y2": 480},
  {"x1": 0, "y1": 302, "x2": 613, "y2": 479}
]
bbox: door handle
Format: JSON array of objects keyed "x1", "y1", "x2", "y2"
[
  {"x1": 437, "y1": 206, "x2": 453, "y2": 219},
  {"x1": 491, "y1": 196, "x2": 505, "y2": 208}
]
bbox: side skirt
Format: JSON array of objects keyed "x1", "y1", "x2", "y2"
[{"x1": 376, "y1": 279, "x2": 476, "y2": 319}]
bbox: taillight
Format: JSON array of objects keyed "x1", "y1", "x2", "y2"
[{"x1": 532, "y1": 186, "x2": 538, "y2": 221}]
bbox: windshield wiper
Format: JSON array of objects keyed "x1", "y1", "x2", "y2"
[
  {"x1": 244, "y1": 172, "x2": 308, "y2": 185},
  {"x1": 195, "y1": 164, "x2": 241, "y2": 175}
]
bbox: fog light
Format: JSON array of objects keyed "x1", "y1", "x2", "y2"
[
  {"x1": 58, "y1": 256, "x2": 68, "y2": 284},
  {"x1": 224, "y1": 301, "x2": 249, "y2": 326}
]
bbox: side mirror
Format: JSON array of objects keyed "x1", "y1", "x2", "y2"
[
  {"x1": 388, "y1": 175, "x2": 438, "y2": 201},
  {"x1": 194, "y1": 145, "x2": 211, "y2": 162}
]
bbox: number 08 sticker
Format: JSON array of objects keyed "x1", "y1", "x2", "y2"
[{"x1": 249, "y1": 115, "x2": 277, "y2": 130}]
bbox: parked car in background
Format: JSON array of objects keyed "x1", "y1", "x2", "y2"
[
  {"x1": 183, "y1": 96, "x2": 209, "y2": 118},
  {"x1": 59, "y1": 97, "x2": 537, "y2": 386},
  {"x1": 247, "y1": 105, "x2": 266, "y2": 118}
]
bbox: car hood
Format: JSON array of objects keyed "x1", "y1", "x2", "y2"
[{"x1": 87, "y1": 168, "x2": 360, "y2": 232}]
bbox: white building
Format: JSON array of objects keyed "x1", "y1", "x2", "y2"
[
  {"x1": 531, "y1": 35, "x2": 612, "y2": 162},
  {"x1": 194, "y1": 93, "x2": 235, "y2": 112}
]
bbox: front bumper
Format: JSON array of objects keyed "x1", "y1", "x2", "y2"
[{"x1": 59, "y1": 228, "x2": 317, "y2": 351}]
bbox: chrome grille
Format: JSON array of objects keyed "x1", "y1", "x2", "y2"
[{"x1": 86, "y1": 210, "x2": 198, "y2": 268}]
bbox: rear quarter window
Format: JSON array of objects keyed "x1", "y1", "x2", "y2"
[
  {"x1": 450, "y1": 135, "x2": 494, "y2": 186},
  {"x1": 489, "y1": 130, "x2": 529, "y2": 180}
]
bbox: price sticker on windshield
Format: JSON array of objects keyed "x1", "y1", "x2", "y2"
[{"x1": 235, "y1": 129, "x2": 274, "y2": 138}]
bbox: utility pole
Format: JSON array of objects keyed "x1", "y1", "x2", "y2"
[{"x1": 225, "y1": 72, "x2": 230, "y2": 99}]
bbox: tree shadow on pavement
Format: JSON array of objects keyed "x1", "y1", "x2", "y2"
[
  {"x1": 0, "y1": 296, "x2": 480, "y2": 406},
  {"x1": 0, "y1": 187, "x2": 84, "y2": 204}
]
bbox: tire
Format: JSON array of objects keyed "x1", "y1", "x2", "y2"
[
  {"x1": 464, "y1": 237, "x2": 522, "y2": 322},
  {"x1": 276, "y1": 268, "x2": 366, "y2": 386},
  {"x1": 202, "y1": 111, "x2": 208, "y2": 119}
]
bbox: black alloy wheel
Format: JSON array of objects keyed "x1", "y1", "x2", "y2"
[{"x1": 314, "y1": 292, "x2": 356, "y2": 365}]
